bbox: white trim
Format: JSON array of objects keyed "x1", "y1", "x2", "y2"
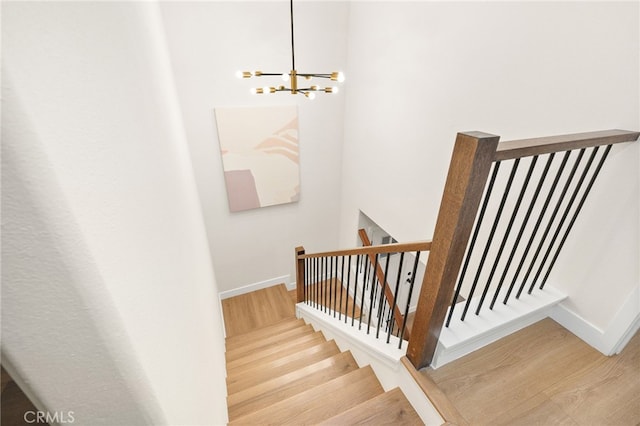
[
  {"x1": 551, "y1": 285, "x2": 640, "y2": 356},
  {"x1": 296, "y1": 303, "x2": 405, "y2": 369},
  {"x1": 218, "y1": 275, "x2": 290, "y2": 300},
  {"x1": 614, "y1": 313, "x2": 640, "y2": 354},
  {"x1": 432, "y1": 286, "x2": 567, "y2": 369}
]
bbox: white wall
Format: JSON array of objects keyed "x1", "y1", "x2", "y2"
[
  {"x1": 159, "y1": 1, "x2": 348, "y2": 292},
  {"x1": 2, "y1": 2, "x2": 228, "y2": 424},
  {"x1": 340, "y1": 2, "x2": 639, "y2": 332}
]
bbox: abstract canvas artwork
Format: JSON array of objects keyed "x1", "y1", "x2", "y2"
[{"x1": 214, "y1": 106, "x2": 300, "y2": 212}]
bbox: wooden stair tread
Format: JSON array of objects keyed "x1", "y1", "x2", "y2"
[
  {"x1": 226, "y1": 340, "x2": 341, "y2": 394},
  {"x1": 225, "y1": 317, "x2": 303, "y2": 349},
  {"x1": 225, "y1": 324, "x2": 315, "y2": 361},
  {"x1": 318, "y1": 387, "x2": 423, "y2": 425},
  {"x1": 227, "y1": 351, "x2": 360, "y2": 420},
  {"x1": 229, "y1": 366, "x2": 384, "y2": 425},
  {"x1": 226, "y1": 331, "x2": 326, "y2": 374}
]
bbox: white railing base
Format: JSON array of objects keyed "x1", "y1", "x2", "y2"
[{"x1": 431, "y1": 285, "x2": 567, "y2": 369}]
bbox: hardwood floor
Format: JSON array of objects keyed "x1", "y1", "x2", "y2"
[
  {"x1": 424, "y1": 318, "x2": 640, "y2": 425},
  {"x1": 222, "y1": 285, "x2": 295, "y2": 337}
]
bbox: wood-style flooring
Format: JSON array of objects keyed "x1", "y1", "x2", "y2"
[
  {"x1": 424, "y1": 318, "x2": 640, "y2": 425},
  {"x1": 222, "y1": 285, "x2": 295, "y2": 337}
]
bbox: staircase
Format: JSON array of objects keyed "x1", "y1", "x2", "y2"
[{"x1": 225, "y1": 316, "x2": 422, "y2": 424}]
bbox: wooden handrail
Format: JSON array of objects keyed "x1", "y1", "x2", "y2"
[
  {"x1": 297, "y1": 129, "x2": 638, "y2": 371},
  {"x1": 358, "y1": 229, "x2": 409, "y2": 339},
  {"x1": 297, "y1": 241, "x2": 431, "y2": 260},
  {"x1": 495, "y1": 129, "x2": 639, "y2": 161}
]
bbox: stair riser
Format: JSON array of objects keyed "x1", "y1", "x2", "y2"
[
  {"x1": 225, "y1": 324, "x2": 314, "y2": 361},
  {"x1": 229, "y1": 366, "x2": 384, "y2": 425},
  {"x1": 225, "y1": 318, "x2": 305, "y2": 349},
  {"x1": 226, "y1": 334, "x2": 326, "y2": 375},
  {"x1": 227, "y1": 341, "x2": 341, "y2": 395},
  {"x1": 228, "y1": 351, "x2": 360, "y2": 420}
]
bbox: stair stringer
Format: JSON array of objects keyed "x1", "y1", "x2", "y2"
[{"x1": 296, "y1": 303, "x2": 445, "y2": 426}]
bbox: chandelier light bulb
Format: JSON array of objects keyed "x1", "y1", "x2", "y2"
[
  {"x1": 281, "y1": 73, "x2": 290, "y2": 81},
  {"x1": 305, "y1": 92, "x2": 316, "y2": 100}
]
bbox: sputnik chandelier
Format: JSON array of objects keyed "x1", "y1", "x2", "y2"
[{"x1": 236, "y1": 0, "x2": 344, "y2": 100}]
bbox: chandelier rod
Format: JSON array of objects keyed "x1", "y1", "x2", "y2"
[{"x1": 290, "y1": 0, "x2": 295, "y2": 71}]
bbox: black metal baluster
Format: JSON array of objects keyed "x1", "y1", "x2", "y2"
[
  {"x1": 493, "y1": 153, "x2": 555, "y2": 308},
  {"x1": 302, "y1": 258, "x2": 306, "y2": 303},
  {"x1": 387, "y1": 252, "x2": 404, "y2": 343},
  {"x1": 517, "y1": 149, "x2": 586, "y2": 298},
  {"x1": 376, "y1": 254, "x2": 392, "y2": 339},
  {"x1": 359, "y1": 255, "x2": 370, "y2": 330},
  {"x1": 367, "y1": 254, "x2": 380, "y2": 334},
  {"x1": 505, "y1": 151, "x2": 571, "y2": 303},
  {"x1": 326, "y1": 256, "x2": 331, "y2": 313},
  {"x1": 477, "y1": 157, "x2": 535, "y2": 315},
  {"x1": 540, "y1": 145, "x2": 612, "y2": 289},
  {"x1": 399, "y1": 251, "x2": 421, "y2": 349},
  {"x1": 316, "y1": 257, "x2": 320, "y2": 309},
  {"x1": 345, "y1": 255, "x2": 352, "y2": 324},
  {"x1": 447, "y1": 162, "x2": 501, "y2": 326},
  {"x1": 338, "y1": 256, "x2": 345, "y2": 321},
  {"x1": 324, "y1": 257, "x2": 328, "y2": 313},
  {"x1": 317, "y1": 257, "x2": 322, "y2": 311},
  {"x1": 461, "y1": 159, "x2": 520, "y2": 321},
  {"x1": 322, "y1": 256, "x2": 327, "y2": 312},
  {"x1": 529, "y1": 146, "x2": 600, "y2": 293},
  {"x1": 331, "y1": 256, "x2": 337, "y2": 316},
  {"x1": 352, "y1": 255, "x2": 360, "y2": 326},
  {"x1": 333, "y1": 256, "x2": 339, "y2": 315},
  {"x1": 313, "y1": 257, "x2": 317, "y2": 309}
]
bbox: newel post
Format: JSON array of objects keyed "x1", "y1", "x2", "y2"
[
  {"x1": 407, "y1": 132, "x2": 500, "y2": 369},
  {"x1": 295, "y1": 246, "x2": 306, "y2": 303}
]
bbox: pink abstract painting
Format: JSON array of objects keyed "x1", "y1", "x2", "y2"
[{"x1": 214, "y1": 106, "x2": 300, "y2": 212}]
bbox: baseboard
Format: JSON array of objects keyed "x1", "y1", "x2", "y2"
[
  {"x1": 285, "y1": 281, "x2": 296, "y2": 292},
  {"x1": 218, "y1": 275, "x2": 291, "y2": 300},
  {"x1": 550, "y1": 285, "x2": 639, "y2": 356}
]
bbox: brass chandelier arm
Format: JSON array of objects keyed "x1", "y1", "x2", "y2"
[{"x1": 236, "y1": 0, "x2": 344, "y2": 98}]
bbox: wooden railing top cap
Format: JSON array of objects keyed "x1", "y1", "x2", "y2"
[{"x1": 495, "y1": 129, "x2": 639, "y2": 161}]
